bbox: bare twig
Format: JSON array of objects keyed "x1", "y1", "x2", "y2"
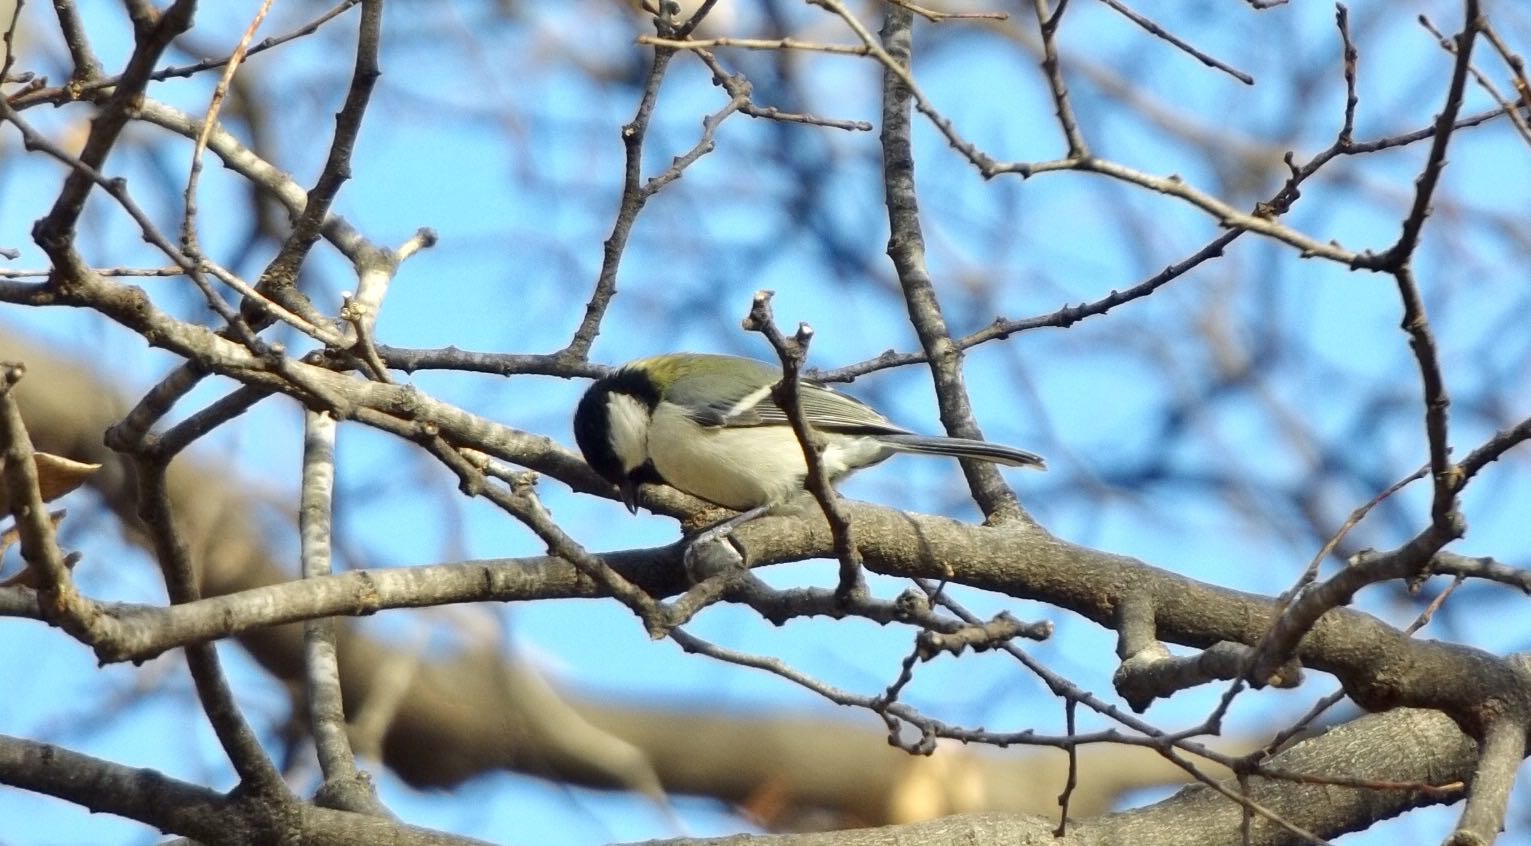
[
  {"x1": 1033, "y1": 0, "x2": 1089, "y2": 156},
  {"x1": 300, "y1": 411, "x2": 387, "y2": 815},
  {"x1": 639, "y1": 80, "x2": 746, "y2": 196},
  {"x1": 34, "y1": 0, "x2": 195, "y2": 242},
  {"x1": 1248, "y1": 576, "x2": 1463, "y2": 771},
  {"x1": 1420, "y1": 14, "x2": 1531, "y2": 147},
  {"x1": 0, "y1": 364, "x2": 99, "y2": 639},
  {"x1": 429, "y1": 442, "x2": 669, "y2": 634},
  {"x1": 693, "y1": 49, "x2": 873, "y2": 132},
  {"x1": 1336, "y1": 3, "x2": 1358, "y2": 145},
  {"x1": 1055, "y1": 698, "x2": 1078, "y2": 836},
  {"x1": 879, "y1": 3, "x2": 1021, "y2": 522},
  {"x1": 247, "y1": 0, "x2": 383, "y2": 326},
  {"x1": 46, "y1": 0, "x2": 102, "y2": 84},
  {"x1": 817, "y1": 228, "x2": 1243, "y2": 382},
  {"x1": 183, "y1": 0, "x2": 273, "y2": 252},
  {"x1": 1357, "y1": 3, "x2": 1481, "y2": 542},
  {"x1": 884, "y1": 0, "x2": 1007, "y2": 22},
  {"x1": 1478, "y1": 20, "x2": 1530, "y2": 131},
  {"x1": 0, "y1": 0, "x2": 23, "y2": 85},
  {"x1": 1098, "y1": 0, "x2": 1254, "y2": 85},
  {"x1": 742, "y1": 290, "x2": 866, "y2": 602},
  {"x1": 1431, "y1": 553, "x2": 1531, "y2": 593},
  {"x1": 132, "y1": 458, "x2": 291, "y2": 797},
  {"x1": 10, "y1": 1, "x2": 362, "y2": 110},
  {"x1": 562, "y1": 35, "x2": 675, "y2": 360},
  {"x1": 0, "y1": 100, "x2": 342, "y2": 348},
  {"x1": 1276, "y1": 464, "x2": 1428, "y2": 623},
  {"x1": 1449, "y1": 712, "x2": 1529, "y2": 844},
  {"x1": 0, "y1": 266, "x2": 185, "y2": 278},
  {"x1": 1453, "y1": 415, "x2": 1531, "y2": 486},
  {"x1": 640, "y1": 34, "x2": 873, "y2": 58}
]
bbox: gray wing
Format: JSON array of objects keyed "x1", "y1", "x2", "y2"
[
  {"x1": 663, "y1": 356, "x2": 783, "y2": 427},
  {"x1": 746, "y1": 380, "x2": 910, "y2": 434},
  {"x1": 665, "y1": 354, "x2": 908, "y2": 434},
  {"x1": 698, "y1": 382, "x2": 908, "y2": 436}
]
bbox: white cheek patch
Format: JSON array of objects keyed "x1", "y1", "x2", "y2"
[{"x1": 606, "y1": 393, "x2": 653, "y2": 473}]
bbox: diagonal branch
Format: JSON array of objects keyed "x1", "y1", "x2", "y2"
[
  {"x1": 879, "y1": 3, "x2": 1022, "y2": 522},
  {"x1": 34, "y1": 0, "x2": 196, "y2": 245},
  {"x1": 743, "y1": 291, "x2": 865, "y2": 601}
]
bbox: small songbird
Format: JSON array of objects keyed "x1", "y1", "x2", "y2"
[{"x1": 573, "y1": 353, "x2": 1044, "y2": 526}]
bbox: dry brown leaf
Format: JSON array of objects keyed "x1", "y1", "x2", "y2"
[{"x1": 0, "y1": 452, "x2": 101, "y2": 516}]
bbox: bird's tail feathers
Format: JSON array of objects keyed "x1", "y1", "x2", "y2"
[{"x1": 879, "y1": 434, "x2": 1046, "y2": 469}]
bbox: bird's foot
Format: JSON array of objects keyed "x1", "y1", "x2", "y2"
[
  {"x1": 683, "y1": 532, "x2": 743, "y2": 583},
  {"x1": 682, "y1": 505, "x2": 767, "y2": 582}
]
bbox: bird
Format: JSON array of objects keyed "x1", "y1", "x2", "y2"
[{"x1": 573, "y1": 353, "x2": 1045, "y2": 537}]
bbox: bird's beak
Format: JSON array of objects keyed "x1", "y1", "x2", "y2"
[{"x1": 619, "y1": 478, "x2": 640, "y2": 514}]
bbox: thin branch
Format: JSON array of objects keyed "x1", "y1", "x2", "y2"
[
  {"x1": 818, "y1": 96, "x2": 1495, "y2": 386},
  {"x1": 1336, "y1": 3, "x2": 1358, "y2": 145},
  {"x1": 693, "y1": 48, "x2": 873, "y2": 132},
  {"x1": 0, "y1": 100, "x2": 343, "y2": 348},
  {"x1": 1431, "y1": 553, "x2": 1531, "y2": 593},
  {"x1": 1270, "y1": 463, "x2": 1428, "y2": 634},
  {"x1": 1478, "y1": 20, "x2": 1530, "y2": 132},
  {"x1": 878, "y1": 2, "x2": 1021, "y2": 522},
  {"x1": 1420, "y1": 14, "x2": 1531, "y2": 148},
  {"x1": 46, "y1": 0, "x2": 102, "y2": 84},
  {"x1": 0, "y1": 0, "x2": 23, "y2": 84},
  {"x1": 179, "y1": 0, "x2": 274, "y2": 346},
  {"x1": 638, "y1": 79, "x2": 746, "y2": 197},
  {"x1": 148, "y1": 385, "x2": 273, "y2": 461},
  {"x1": 1247, "y1": 515, "x2": 1471, "y2": 691},
  {"x1": 10, "y1": 1, "x2": 362, "y2": 110},
  {"x1": 818, "y1": 228, "x2": 1241, "y2": 382},
  {"x1": 1246, "y1": 578, "x2": 1462, "y2": 772},
  {"x1": 1097, "y1": 0, "x2": 1254, "y2": 85},
  {"x1": 1033, "y1": 0, "x2": 1089, "y2": 156},
  {"x1": 133, "y1": 458, "x2": 291, "y2": 797},
  {"x1": 427, "y1": 442, "x2": 669, "y2": 634},
  {"x1": 1449, "y1": 712, "x2": 1529, "y2": 844},
  {"x1": 562, "y1": 33, "x2": 676, "y2": 360},
  {"x1": 640, "y1": 34, "x2": 873, "y2": 58},
  {"x1": 133, "y1": 98, "x2": 370, "y2": 263},
  {"x1": 35, "y1": 0, "x2": 195, "y2": 242},
  {"x1": 0, "y1": 266, "x2": 185, "y2": 278},
  {"x1": 0, "y1": 363, "x2": 101, "y2": 640},
  {"x1": 246, "y1": 0, "x2": 383, "y2": 326},
  {"x1": 1055, "y1": 698, "x2": 1078, "y2": 836},
  {"x1": 1456, "y1": 415, "x2": 1531, "y2": 491},
  {"x1": 1353, "y1": 2, "x2": 1481, "y2": 542},
  {"x1": 742, "y1": 290, "x2": 866, "y2": 602},
  {"x1": 883, "y1": 0, "x2": 1007, "y2": 22},
  {"x1": 300, "y1": 411, "x2": 386, "y2": 815},
  {"x1": 674, "y1": 0, "x2": 720, "y2": 38}
]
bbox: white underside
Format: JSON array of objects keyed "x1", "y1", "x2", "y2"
[{"x1": 647, "y1": 401, "x2": 889, "y2": 510}]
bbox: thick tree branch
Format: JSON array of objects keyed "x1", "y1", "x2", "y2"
[
  {"x1": 0, "y1": 733, "x2": 490, "y2": 846},
  {"x1": 625, "y1": 708, "x2": 1476, "y2": 846}
]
